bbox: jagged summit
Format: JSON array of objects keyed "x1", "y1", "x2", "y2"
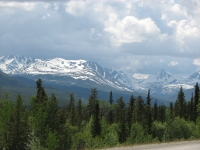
[
  {"x1": 140, "y1": 69, "x2": 178, "y2": 85},
  {"x1": 186, "y1": 71, "x2": 200, "y2": 84}
]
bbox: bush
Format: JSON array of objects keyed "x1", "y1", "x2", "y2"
[
  {"x1": 46, "y1": 131, "x2": 59, "y2": 150},
  {"x1": 170, "y1": 117, "x2": 194, "y2": 140},
  {"x1": 127, "y1": 123, "x2": 145, "y2": 144},
  {"x1": 152, "y1": 121, "x2": 166, "y2": 141}
]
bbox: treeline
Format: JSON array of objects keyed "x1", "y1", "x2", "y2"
[{"x1": 0, "y1": 79, "x2": 200, "y2": 150}]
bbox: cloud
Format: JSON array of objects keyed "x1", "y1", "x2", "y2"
[
  {"x1": 65, "y1": 1, "x2": 87, "y2": 16},
  {"x1": 54, "y1": 3, "x2": 59, "y2": 10},
  {"x1": 0, "y1": 2, "x2": 36, "y2": 11},
  {"x1": 133, "y1": 73, "x2": 149, "y2": 79},
  {"x1": 41, "y1": 13, "x2": 50, "y2": 19},
  {"x1": 0, "y1": 0, "x2": 200, "y2": 76},
  {"x1": 104, "y1": 14, "x2": 161, "y2": 46},
  {"x1": 89, "y1": 28, "x2": 101, "y2": 40},
  {"x1": 168, "y1": 61, "x2": 179, "y2": 66},
  {"x1": 193, "y1": 58, "x2": 200, "y2": 66}
]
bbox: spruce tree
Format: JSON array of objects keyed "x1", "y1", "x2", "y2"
[
  {"x1": 115, "y1": 97, "x2": 126, "y2": 143},
  {"x1": 146, "y1": 89, "x2": 151, "y2": 105},
  {"x1": 127, "y1": 94, "x2": 135, "y2": 132},
  {"x1": 108, "y1": 91, "x2": 114, "y2": 124},
  {"x1": 194, "y1": 83, "x2": 199, "y2": 121},
  {"x1": 157, "y1": 104, "x2": 166, "y2": 123},
  {"x1": 12, "y1": 94, "x2": 28, "y2": 150},
  {"x1": 190, "y1": 93, "x2": 194, "y2": 121},
  {"x1": 153, "y1": 100, "x2": 158, "y2": 121},
  {"x1": 77, "y1": 99, "x2": 82, "y2": 128},
  {"x1": 47, "y1": 93, "x2": 58, "y2": 132},
  {"x1": 133, "y1": 96, "x2": 144, "y2": 123},
  {"x1": 69, "y1": 93, "x2": 75, "y2": 126},
  {"x1": 91, "y1": 100, "x2": 101, "y2": 137},
  {"x1": 87, "y1": 88, "x2": 98, "y2": 119},
  {"x1": 176, "y1": 86, "x2": 186, "y2": 118},
  {"x1": 36, "y1": 79, "x2": 48, "y2": 104},
  {"x1": 170, "y1": 102, "x2": 174, "y2": 119},
  {"x1": 145, "y1": 89, "x2": 152, "y2": 134},
  {"x1": 31, "y1": 79, "x2": 49, "y2": 147}
]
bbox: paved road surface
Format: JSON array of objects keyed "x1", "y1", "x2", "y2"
[{"x1": 103, "y1": 140, "x2": 200, "y2": 150}]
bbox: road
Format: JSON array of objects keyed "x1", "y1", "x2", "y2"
[{"x1": 103, "y1": 140, "x2": 200, "y2": 150}]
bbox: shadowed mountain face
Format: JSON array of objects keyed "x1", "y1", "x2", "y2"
[{"x1": 0, "y1": 69, "x2": 27, "y2": 87}]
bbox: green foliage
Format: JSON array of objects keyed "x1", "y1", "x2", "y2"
[
  {"x1": 101, "y1": 118, "x2": 119, "y2": 147},
  {"x1": 0, "y1": 98, "x2": 14, "y2": 149},
  {"x1": 26, "y1": 130, "x2": 45, "y2": 150},
  {"x1": 46, "y1": 131, "x2": 59, "y2": 150},
  {"x1": 127, "y1": 123, "x2": 145, "y2": 144},
  {"x1": 170, "y1": 117, "x2": 194, "y2": 140},
  {"x1": 91, "y1": 100, "x2": 101, "y2": 137},
  {"x1": 1, "y1": 79, "x2": 200, "y2": 149},
  {"x1": 152, "y1": 121, "x2": 166, "y2": 141}
]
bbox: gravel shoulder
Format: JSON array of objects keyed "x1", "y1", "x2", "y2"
[{"x1": 102, "y1": 140, "x2": 200, "y2": 150}]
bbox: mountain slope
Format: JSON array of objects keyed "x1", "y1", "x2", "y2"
[
  {"x1": 186, "y1": 71, "x2": 200, "y2": 85},
  {"x1": 0, "y1": 69, "x2": 27, "y2": 87},
  {"x1": 1, "y1": 55, "x2": 199, "y2": 100},
  {"x1": 139, "y1": 69, "x2": 193, "y2": 96},
  {"x1": 0, "y1": 56, "x2": 136, "y2": 92}
]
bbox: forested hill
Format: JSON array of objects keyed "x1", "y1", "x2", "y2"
[{"x1": 0, "y1": 79, "x2": 200, "y2": 149}]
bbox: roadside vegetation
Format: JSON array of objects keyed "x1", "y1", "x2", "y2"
[{"x1": 0, "y1": 79, "x2": 200, "y2": 150}]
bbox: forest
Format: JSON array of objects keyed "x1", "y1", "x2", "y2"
[{"x1": 0, "y1": 79, "x2": 200, "y2": 150}]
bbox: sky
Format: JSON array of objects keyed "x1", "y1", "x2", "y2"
[{"x1": 0, "y1": 0, "x2": 200, "y2": 79}]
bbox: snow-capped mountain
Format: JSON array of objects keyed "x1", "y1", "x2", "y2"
[
  {"x1": 0, "y1": 55, "x2": 137, "y2": 91},
  {"x1": 0, "y1": 55, "x2": 34, "y2": 74},
  {"x1": 140, "y1": 69, "x2": 193, "y2": 96},
  {"x1": 140, "y1": 69, "x2": 181, "y2": 85},
  {"x1": 186, "y1": 71, "x2": 200, "y2": 85},
  {"x1": 0, "y1": 55, "x2": 199, "y2": 97}
]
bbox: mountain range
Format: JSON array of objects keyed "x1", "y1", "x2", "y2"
[{"x1": 0, "y1": 55, "x2": 199, "y2": 101}]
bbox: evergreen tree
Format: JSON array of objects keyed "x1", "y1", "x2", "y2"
[
  {"x1": 91, "y1": 100, "x2": 101, "y2": 137},
  {"x1": 31, "y1": 79, "x2": 49, "y2": 147},
  {"x1": 133, "y1": 96, "x2": 144, "y2": 123},
  {"x1": 115, "y1": 97, "x2": 126, "y2": 143},
  {"x1": 12, "y1": 94, "x2": 28, "y2": 150},
  {"x1": 69, "y1": 93, "x2": 75, "y2": 126},
  {"x1": 146, "y1": 89, "x2": 151, "y2": 105},
  {"x1": 108, "y1": 91, "x2": 114, "y2": 124},
  {"x1": 153, "y1": 100, "x2": 158, "y2": 121},
  {"x1": 87, "y1": 88, "x2": 98, "y2": 119},
  {"x1": 36, "y1": 79, "x2": 48, "y2": 104},
  {"x1": 145, "y1": 89, "x2": 152, "y2": 134},
  {"x1": 109, "y1": 90, "x2": 113, "y2": 105},
  {"x1": 0, "y1": 97, "x2": 15, "y2": 149},
  {"x1": 127, "y1": 94, "x2": 135, "y2": 133},
  {"x1": 170, "y1": 102, "x2": 174, "y2": 119},
  {"x1": 190, "y1": 93, "x2": 194, "y2": 121},
  {"x1": 175, "y1": 86, "x2": 186, "y2": 118},
  {"x1": 77, "y1": 99, "x2": 82, "y2": 128},
  {"x1": 47, "y1": 93, "x2": 58, "y2": 132},
  {"x1": 157, "y1": 104, "x2": 166, "y2": 123},
  {"x1": 194, "y1": 83, "x2": 199, "y2": 121}
]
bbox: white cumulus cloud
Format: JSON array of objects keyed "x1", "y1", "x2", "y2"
[
  {"x1": 104, "y1": 14, "x2": 161, "y2": 46},
  {"x1": 133, "y1": 73, "x2": 149, "y2": 80},
  {"x1": 0, "y1": 2, "x2": 36, "y2": 11},
  {"x1": 193, "y1": 58, "x2": 200, "y2": 66},
  {"x1": 65, "y1": 1, "x2": 87, "y2": 16},
  {"x1": 168, "y1": 61, "x2": 179, "y2": 66}
]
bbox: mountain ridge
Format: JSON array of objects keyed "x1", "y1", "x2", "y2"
[{"x1": 0, "y1": 55, "x2": 199, "y2": 98}]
